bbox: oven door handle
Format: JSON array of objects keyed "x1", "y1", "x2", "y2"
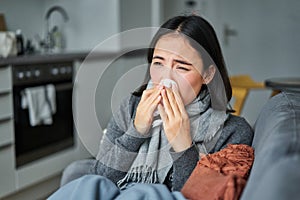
[{"x1": 55, "y1": 82, "x2": 73, "y2": 91}]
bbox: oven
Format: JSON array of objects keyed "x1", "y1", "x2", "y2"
[{"x1": 12, "y1": 62, "x2": 74, "y2": 168}]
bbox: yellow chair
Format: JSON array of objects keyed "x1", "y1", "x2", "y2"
[{"x1": 230, "y1": 75, "x2": 265, "y2": 116}]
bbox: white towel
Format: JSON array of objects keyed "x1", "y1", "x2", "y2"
[{"x1": 21, "y1": 84, "x2": 56, "y2": 126}]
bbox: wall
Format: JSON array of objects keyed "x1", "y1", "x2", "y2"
[
  {"x1": 0, "y1": 0, "x2": 120, "y2": 52},
  {"x1": 120, "y1": 0, "x2": 151, "y2": 31},
  {"x1": 43, "y1": 0, "x2": 120, "y2": 51},
  {"x1": 0, "y1": 0, "x2": 44, "y2": 47}
]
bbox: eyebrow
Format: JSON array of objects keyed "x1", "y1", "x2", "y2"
[
  {"x1": 153, "y1": 56, "x2": 164, "y2": 60},
  {"x1": 152, "y1": 56, "x2": 192, "y2": 65}
]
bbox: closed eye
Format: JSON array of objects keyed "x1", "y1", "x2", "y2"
[{"x1": 176, "y1": 66, "x2": 190, "y2": 71}]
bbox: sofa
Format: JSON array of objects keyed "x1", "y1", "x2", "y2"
[
  {"x1": 241, "y1": 91, "x2": 300, "y2": 200},
  {"x1": 51, "y1": 91, "x2": 300, "y2": 199}
]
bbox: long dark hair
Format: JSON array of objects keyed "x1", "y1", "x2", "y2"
[{"x1": 133, "y1": 15, "x2": 232, "y2": 103}]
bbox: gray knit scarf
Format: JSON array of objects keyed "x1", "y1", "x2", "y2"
[{"x1": 117, "y1": 82, "x2": 228, "y2": 189}]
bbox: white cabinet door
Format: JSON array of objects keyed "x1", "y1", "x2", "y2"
[
  {"x1": 0, "y1": 145, "x2": 16, "y2": 197},
  {"x1": 0, "y1": 118, "x2": 14, "y2": 153},
  {"x1": 0, "y1": 66, "x2": 12, "y2": 93},
  {"x1": 0, "y1": 66, "x2": 15, "y2": 198}
]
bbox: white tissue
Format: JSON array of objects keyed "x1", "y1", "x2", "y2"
[
  {"x1": 159, "y1": 79, "x2": 177, "y2": 88},
  {"x1": 148, "y1": 79, "x2": 178, "y2": 128},
  {"x1": 147, "y1": 79, "x2": 178, "y2": 89}
]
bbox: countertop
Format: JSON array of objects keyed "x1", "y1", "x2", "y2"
[{"x1": 0, "y1": 51, "x2": 124, "y2": 66}]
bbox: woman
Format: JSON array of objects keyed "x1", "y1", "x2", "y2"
[{"x1": 60, "y1": 15, "x2": 253, "y2": 192}]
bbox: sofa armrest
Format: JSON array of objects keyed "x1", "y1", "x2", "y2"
[{"x1": 241, "y1": 92, "x2": 300, "y2": 200}]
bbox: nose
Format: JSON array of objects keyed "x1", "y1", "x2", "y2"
[{"x1": 160, "y1": 67, "x2": 174, "y2": 81}]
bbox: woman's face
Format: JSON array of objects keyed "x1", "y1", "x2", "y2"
[{"x1": 150, "y1": 33, "x2": 205, "y2": 105}]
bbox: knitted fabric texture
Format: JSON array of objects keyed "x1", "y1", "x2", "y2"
[{"x1": 181, "y1": 144, "x2": 254, "y2": 200}]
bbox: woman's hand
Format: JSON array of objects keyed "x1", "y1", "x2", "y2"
[
  {"x1": 158, "y1": 87, "x2": 192, "y2": 152},
  {"x1": 134, "y1": 87, "x2": 162, "y2": 135}
]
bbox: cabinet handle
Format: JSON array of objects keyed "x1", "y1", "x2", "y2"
[
  {"x1": 0, "y1": 142, "x2": 13, "y2": 151},
  {"x1": 0, "y1": 116, "x2": 12, "y2": 123},
  {"x1": 0, "y1": 90, "x2": 10, "y2": 96}
]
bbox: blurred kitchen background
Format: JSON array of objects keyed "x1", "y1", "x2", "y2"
[{"x1": 0, "y1": 0, "x2": 299, "y2": 199}]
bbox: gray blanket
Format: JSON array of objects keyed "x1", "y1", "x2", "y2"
[{"x1": 48, "y1": 175, "x2": 186, "y2": 200}]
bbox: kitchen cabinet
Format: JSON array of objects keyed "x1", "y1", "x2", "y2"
[
  {"x1": 0, "y1": 53, "x2": 92, "y2": 199},
  {"x1": 0, "y1": 65, "x2": 16, "y2": 198},
  {"x1": 0, "y1": 145, "x2": 16, "y2": 197}
]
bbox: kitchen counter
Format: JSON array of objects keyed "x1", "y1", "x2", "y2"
[
  {"x1": 0, "y1": 51, "x2": 121, "y2": 66},
  {"x1": 0, "y1": 52, "x2": 87, "y2": 66},
  {"x1": 0, "y1": 49, "x2": 146, "y2": 66}
]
